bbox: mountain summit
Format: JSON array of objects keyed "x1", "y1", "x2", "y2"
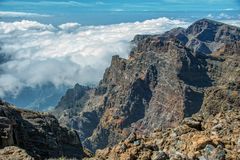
[{"x1": 53, "y1": 19, "x2": 240, "y2": 154}]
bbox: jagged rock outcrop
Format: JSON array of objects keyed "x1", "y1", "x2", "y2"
[
  {"x1": 53, "y1": 84, "x2": 91, "y2": 128},
  {"x1": 90, "y1": 109, "x2": 240, "y2": 160},
  {"x1": 0, "y1": 146, "x2": 34, "y2": 160},
  {"x1": 0, "y1": 99, "x2": 86, "y2": 159},
  {"x1": 53, "y1": 19, "x2": 240, "y2": 152}
]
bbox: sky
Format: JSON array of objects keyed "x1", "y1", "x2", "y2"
[
  {"x1": 1, "y1": 0, "x2": 239, "y2": 12},
  {"x1": 0, "y1": 0, "x2": 240, "y2": 107},
  {"x1": 0, "y1": 0, "x2": 239, "y2": 25}
]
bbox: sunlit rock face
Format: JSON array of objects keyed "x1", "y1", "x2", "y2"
[
  {"x1": 53, "y1": 19, "x2": 240, "y2": 152},
  {"x1": 91, "y1": 109, "x2": 240, "y2": 160}
]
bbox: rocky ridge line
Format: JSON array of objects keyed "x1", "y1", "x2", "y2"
[{"x1": 54, "y1": 19, "x2": 240, "y2": 152}]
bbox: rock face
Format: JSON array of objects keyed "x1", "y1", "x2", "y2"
[
  {"x1": 0, "y1": 100, "x2": 85, "y2": 159},
  {"x1": 54, "y1": 84, "x2": 91, "y2": 125},
  {"x1": 91, "y1": 109, "x2": 240, "y2": 160},
  {"x1": 53, "y1": 19, "x2": 240, "y2": 152}
]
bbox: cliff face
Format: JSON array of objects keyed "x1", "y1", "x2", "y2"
[
  {"x1": 0, "y1": 100, "x2": 85, "y2": 159},
  {"x1": 54, "y1": 19, "x2": 240, "y2": 152}
]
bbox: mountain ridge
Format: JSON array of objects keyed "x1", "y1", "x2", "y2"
[
  {"x1": 0, "y1": 18, "x2": 239, "y2": 159},
  {"x1": 53, "y1": 18, "x2": 240, "y2": 152}
]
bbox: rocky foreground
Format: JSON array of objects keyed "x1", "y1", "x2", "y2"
[
  {"x1": 90, "y1": 109, "x2": 240, "y2": 160},
  {"x1": 0, "y1": 100, "x2": 88, "y2": 159}
]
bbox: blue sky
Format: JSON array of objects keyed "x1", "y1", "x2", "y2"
[
  {"x1": 0, "y1": 0, "x2": 240, "y2": 24},
  {"x1": 1, "y1": 0, "x2": 240, "y2": 12},
  {"x1": 0, "y1": 0, "x2": 240, "y2": 25}
]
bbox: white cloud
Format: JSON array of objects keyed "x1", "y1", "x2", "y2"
[
  {"x1": 217, "y1": 13, "x2": 232, "y2": 19},
  {"x1": 0, "y1": 74, "x2": 23, "y2": 97},
  {"x1": 58, "y1": 23, "x2": 82, "y2": 32},
  {"x1": 223, "y1": 8, "x2": 235, "y2": 11},
  {"x1": 207, "y1": 14, "x2": 214, "y2": 19},
  {"x1": 0, "y1": 11, "x2": 51, "y2": 18},
  {"x1": 0, "y1": 20, "x2": 55, "y2": 33},
  {"x1": 0, "y1": 17, "x2": 189, "y2": 97},
  {"x1": 220, "y1": 20, "x2": 240, "y2": 27},
  {"x1": 206, "y1": 12, "x2": 237, "y2": 20},
  {"x1": 39, "y1": 1, "x2": 92, "y2": 7},
  {"x1": 0, "y1": 17, "x2": 239, "y2": 98}
]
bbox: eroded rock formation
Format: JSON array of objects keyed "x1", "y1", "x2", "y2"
[{"x1": 54, "y1": 19, "x2": 240, "y2": 152}]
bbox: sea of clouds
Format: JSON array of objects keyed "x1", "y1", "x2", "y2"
[
  {"x1": 0, "y1": 17, "x2": 239, "y2": 98},
  {"x1": 0, "y1": 17, "x2": 190, "y2": 97}
]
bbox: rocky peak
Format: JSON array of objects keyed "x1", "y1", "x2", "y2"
[
  {"x1": 53, "y1": 19, "x2": 240, "y2": 152},
  {"x1": 186, "y1": 18, "x2": 221, "y2": 35},
  {"x1": 131, "y1": 19, "x2": 240, "y2": 56},
  {"x1": 186, "y1": 19, "x2": 240, "y2": 54},
  {"x1": 56, "y1": 84, "x2": 91, "y2": 109},
  {"x1": 54, "y1": 84, "x2": 91, "y2": 119}
]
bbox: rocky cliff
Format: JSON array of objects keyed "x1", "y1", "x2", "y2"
[
  {"x1": 54, "y1": 19, "x2": 240, "y2": 152},
  {"x1": 0, "y1": 99, "x2": 86, "y2": 159}
]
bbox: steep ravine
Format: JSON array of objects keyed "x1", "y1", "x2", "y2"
[{"x1": 53, "y1": 19, "x2": 240, "y2": 153}]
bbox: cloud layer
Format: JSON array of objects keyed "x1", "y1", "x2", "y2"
[
  {"x1": 0, "y1": 17, "x2": 239, "y2": 98},
  {"x1": 0, "y1": 17, "x2": 191, "y2": 97},
  {"x1": 8, "y1": 17, "x2": 240, "y2": 97}
]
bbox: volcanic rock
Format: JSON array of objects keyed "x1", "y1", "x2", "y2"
[
  {"x1": 53, "y1": 19, "x2": 240, "y2": 152},
  {"x1": 0, "y1": 100, "x2": 86, "y2": 159}
]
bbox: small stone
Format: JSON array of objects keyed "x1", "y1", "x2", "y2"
[
  {"x1": 126, "y1": 132, "x2": 136, "y2": 143},
  {"x1": 169, "y1": 154, "x2": 184, "y2": 160},
  {"x1": 225, "y1": 144, "x2": 231, "y2": 149},
  {"x1": 214, "y1": 145, "x2": 226, "y2": 160},
  {"x1": 212, "y1": 124, "x2": 223, "y2": 131},
  {"x1": 198, "y1": 156, "x2": 207, "y2": 160},
  {"x1": 204, "y1": 144, "x2": 215, "y2": 155},
  {"x1": 151, "y1": 151, "x2": 169, "y2": 160},
  {"x1": 182, "y1": 118, "x2": 202, "y2": 130},
  {"x1": 215, "y1": 150, "x2": 226, "y2": 160},
  {"x1": 133, "y1": 140, "x2": 140, "y2": 146},
  {"x1": 118, "y1": 143, "x2": 127, "y2": 153},
  {"x1": 237, "y1": 138, "x2": 240, "y2": 146}
]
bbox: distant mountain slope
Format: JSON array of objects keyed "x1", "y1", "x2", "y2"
[
  {"x1": 53, "y1": 19, "x2": 240, "y2": 152},
  {"x1": 3, "y1": 84, "x2": 68, "y2": 111},
  {"x1": 0, "y1": 48, "x2": 69, "y2": 111}
]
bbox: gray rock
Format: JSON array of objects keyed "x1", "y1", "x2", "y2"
[
  {"x1": 126, "y1": 132, "x2": 136, "y2": 143},
  {"x1": 198, "y1": 156, "x2": 207, "y2": 160},
  {"x1": 0, "y1": 101, "x2": 85, "y2": 159},
  {"x1": 133, "y1": 140, "x2": 140, "y2": 146},
  {"x1": 151, "y1": 151, "x2": 169, "y2": 160},
  {"x1": 182, "y1": 117, "x2": 202, "y2": 130},
  {"x1": 204, "y1": 144, "x2": 215, "y2": 155}
]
